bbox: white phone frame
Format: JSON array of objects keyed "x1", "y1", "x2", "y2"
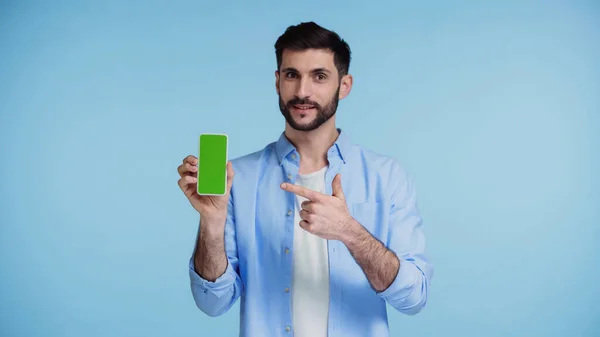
[{"x1": 197, "y1": 133, "x2": 228, "y2": 196}]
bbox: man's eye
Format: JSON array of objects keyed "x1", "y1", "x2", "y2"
[
  {"x1": 286, "y1": 72, "x2": 297, "y2": 79},
  {"x1": 316, "y1": 74, "x2": 327, "y2": 81}
]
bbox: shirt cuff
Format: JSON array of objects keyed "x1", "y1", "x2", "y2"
[
  {"x1": 376, "y1": 258, "x2": 420, "y2": 301},
  {"x1": 189, "y1": 256, "x2": 236, "y2": 298}
]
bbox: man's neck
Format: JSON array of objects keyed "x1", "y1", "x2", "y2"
[{"x1": 284, "y1": 121, "x2": 339, "y2": 175}]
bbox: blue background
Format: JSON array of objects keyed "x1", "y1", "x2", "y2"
[{"x1": 1, "y1": 1, "x2": 599, "y2": 336}]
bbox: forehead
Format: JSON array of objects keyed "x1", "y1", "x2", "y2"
[{"x1": 280, "y1": 48, "x2": 336, "y2": 72}]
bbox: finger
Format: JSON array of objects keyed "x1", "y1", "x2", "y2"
[
  {"x1": 183, "y1": 155, "x2": 198, "y2": 166},
  {"x1": 179, "y1": 155, "x2": 198, "y2": 176},
  {"x1": 299, "y1": 209, "x2": 314, "y2": 222},
  {"x1": 331, "y1": 173, "x2": 345, "y2": 200},
  {"x1": 226, "y1": 161, "x2": 235, "y2": 192},
  {"x1": 188, "y1": 163, "x2": 198, "y2": 175},
  {"x1": 280, "y1": 182, "x2": 322, "y2": 201},
  {"x1": 177, "y1": 176, "x2": 198, "y2": 189},
  {"x1": 178, "y1": 162, "x2": 197, "y2": 177},
  {"x1": 183, "y1": 183, "x2": 197, "y2": 198},
  {"x1": 299, "y1": 220, "x2": 313, "y2": 233},
  {"x1": 178, "y1": 175, "x2": 197, "y2": 190},
  {"x1": 227, "y1": 161, "x2": 235, "y2": 180},
  {"x1": 300, "y1": 200, "x2": 316, "y2": 213}
]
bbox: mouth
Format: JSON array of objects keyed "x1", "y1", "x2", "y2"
[{"x1": 291, "y1": 104, "x2": 316, "y2": 114}]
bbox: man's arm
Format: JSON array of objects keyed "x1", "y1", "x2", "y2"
[
  {"x1": 341, "y1": 222, "x2": 400, "y2": 292},
  {"x1": 343, "y1": 164, "x2": 432, "y2": 315},
  {"x1": 193, "y1": 218, "x2": 228, "y2": 281},
  {"x1": 189, "y1": 195, "x2": 243, "y2": 317},
  {"x1": 280, "y1": 165, "x2": 432, "y2": 314}
]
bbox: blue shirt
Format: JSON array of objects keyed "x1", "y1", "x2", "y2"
[{"x1": 189, "y1": 128, "x2": 433, "y2": 336}]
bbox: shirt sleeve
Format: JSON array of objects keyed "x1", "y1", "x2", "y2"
[
  {"x1": 376, "y1": 161, "x2": 433, "y2": 315},
  {"x1": 189, "y1": 192, "x2": 243, "y2": 317}
]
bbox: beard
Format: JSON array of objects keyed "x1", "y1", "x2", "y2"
[{"x1": 279, "y1": 86, "x2": 340, "y2": 131}]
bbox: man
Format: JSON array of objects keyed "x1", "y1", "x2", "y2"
[{"x1": 177, "y1": 21, "x2": 433, "y2": 337}]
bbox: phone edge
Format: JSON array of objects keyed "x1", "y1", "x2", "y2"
[{"x1": 196, "y1": 133, "x2": 228, "y2": 196}]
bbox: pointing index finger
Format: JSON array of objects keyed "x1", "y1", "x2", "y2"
[{"x1": 280, "y1": 182, "x2": 322, "y2": 201}]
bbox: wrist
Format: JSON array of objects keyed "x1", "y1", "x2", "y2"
[
  {"x1": 199, "y1": 217, "x2": 226, "y2": 236},
  {"x1": 340, "y1": 217, "x2": 366, "y2": 247}
]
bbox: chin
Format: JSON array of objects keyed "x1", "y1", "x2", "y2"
[
  {"x1": 295, "y1": 113, "x2": 314, "y2": 121},
  {"x1": 292, "y1": 108, "x2": 316, "y2": 118},
  {"x1": 294, "y1": 117, "x2": 316, "y2": 127}
]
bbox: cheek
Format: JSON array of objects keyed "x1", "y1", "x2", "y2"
[
  {"x1": 277, "y1": 84, "x2": 293, "y2": 99},
  {"x1": 317, "y1": 86, "x2": 337, "y2": 103}
]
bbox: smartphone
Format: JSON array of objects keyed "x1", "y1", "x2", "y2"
[{"x1": 197, "y1": 133, "x2": 228, "y2": 196}]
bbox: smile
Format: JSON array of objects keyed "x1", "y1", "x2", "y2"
[{"x1": 293, "y1": 105, "x2": 315, "y2": 110}]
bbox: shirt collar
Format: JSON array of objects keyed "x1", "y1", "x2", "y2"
[{"x1": 275, "y1": 128, "x2": 351, "y2": 166}]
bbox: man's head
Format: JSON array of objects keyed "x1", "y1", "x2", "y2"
[{"x1": 274, "y1": 22, "x2": 353, "y2": 131}]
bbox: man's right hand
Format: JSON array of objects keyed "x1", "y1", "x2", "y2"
[{"x1": 177, "y1": 155, "x2": 235, "y2": 223}]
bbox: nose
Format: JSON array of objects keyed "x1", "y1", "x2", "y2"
[{"x1": 296, "y1": 77, "x2": 313, "y2": 98}]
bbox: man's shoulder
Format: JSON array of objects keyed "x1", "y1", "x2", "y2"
[
  {"x1": 351, "y1": 144, "x2": 416, "y2": 203},
  {"x1": 228, "y1": 142, "x2": 276, "y2": 171},
  {"x1": 352, "y1": 143, "x2": 408, "y2": 178}
]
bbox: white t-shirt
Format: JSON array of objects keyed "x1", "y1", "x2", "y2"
[{"x1": 291, "y1": 165, "x2": 330, "y2": 337}]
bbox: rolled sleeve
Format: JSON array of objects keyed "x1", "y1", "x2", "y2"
[
  {"x1": 189, "y1": 255, "x2": 242, "y2": 317},
  {"x1": 189, "y1": 257, "x2": 237, "y2": 298},
  {"x1": 376, "y1": 258, "x2": 425, "y2": 313}
]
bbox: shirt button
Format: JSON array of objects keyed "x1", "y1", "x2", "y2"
[
  {"x1": 284, "y1": 248, "x2": 290, "y2": 254},
  {"x1": 285, "y1": 326, "x2": 291, "y2": 332},
  {"x1": 287, "y1": 173, "x2": 292, "y2": 180},
  {"x1": 287, "y1": 209, "x2": 292, "y2": 216},
  {"x1": 291, "y1": 153, "x2": 297, "y2": 159},
  {"x1": 284, "y1": 287, "x2": 290, "y2": 293}
]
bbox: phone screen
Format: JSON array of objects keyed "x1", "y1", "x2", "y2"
[{"x1": 197, "y1": 133, "x2": 228, "y2": 195}]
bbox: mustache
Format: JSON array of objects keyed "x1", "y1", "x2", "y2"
[{"x1": 286, "y1": 97, "x2": 321, "y2": 109}]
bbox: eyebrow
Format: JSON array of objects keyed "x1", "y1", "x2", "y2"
[{"x1": 281, "y1": 67, "x2": 332, "y2": 74}]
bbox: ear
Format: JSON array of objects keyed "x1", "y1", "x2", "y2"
[
  {"x1": 338, "y1": 73, "x2": 353, "y2": 100},
  {"x1": 275, "y1": 70, "x2": 280, "y2": 95}
]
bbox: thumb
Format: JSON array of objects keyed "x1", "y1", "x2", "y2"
[
  {"x1": 226, "y1": 161, "x2": 235, "y2": 193},
  {"x1": 331, "y1": 173, "x2": 345, "y2": 200}
]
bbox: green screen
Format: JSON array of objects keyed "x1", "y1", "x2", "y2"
[{"x1": 197, "y1": 134, "x2": 228, "y2": 195}]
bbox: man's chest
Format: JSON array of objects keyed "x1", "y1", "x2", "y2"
[{"x1": 233, "y1": 167, "x2": 390, "y2": 275}]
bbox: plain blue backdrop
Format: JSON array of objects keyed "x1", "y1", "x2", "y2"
[{"x1": 1, "y1": 1, "x2": 599, "y2": 336}]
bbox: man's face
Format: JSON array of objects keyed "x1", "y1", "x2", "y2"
[{"x1": 276, "y1": 49, "x2": 350, "y2": 131}]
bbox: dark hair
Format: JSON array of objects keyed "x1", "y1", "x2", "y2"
[{"x1": 274, "y1": 22, "x2": 351, "y2": 78}]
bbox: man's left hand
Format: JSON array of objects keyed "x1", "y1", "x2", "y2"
[{"x1": 280, "y1": 173, "x2": 358, "y2": 241}]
